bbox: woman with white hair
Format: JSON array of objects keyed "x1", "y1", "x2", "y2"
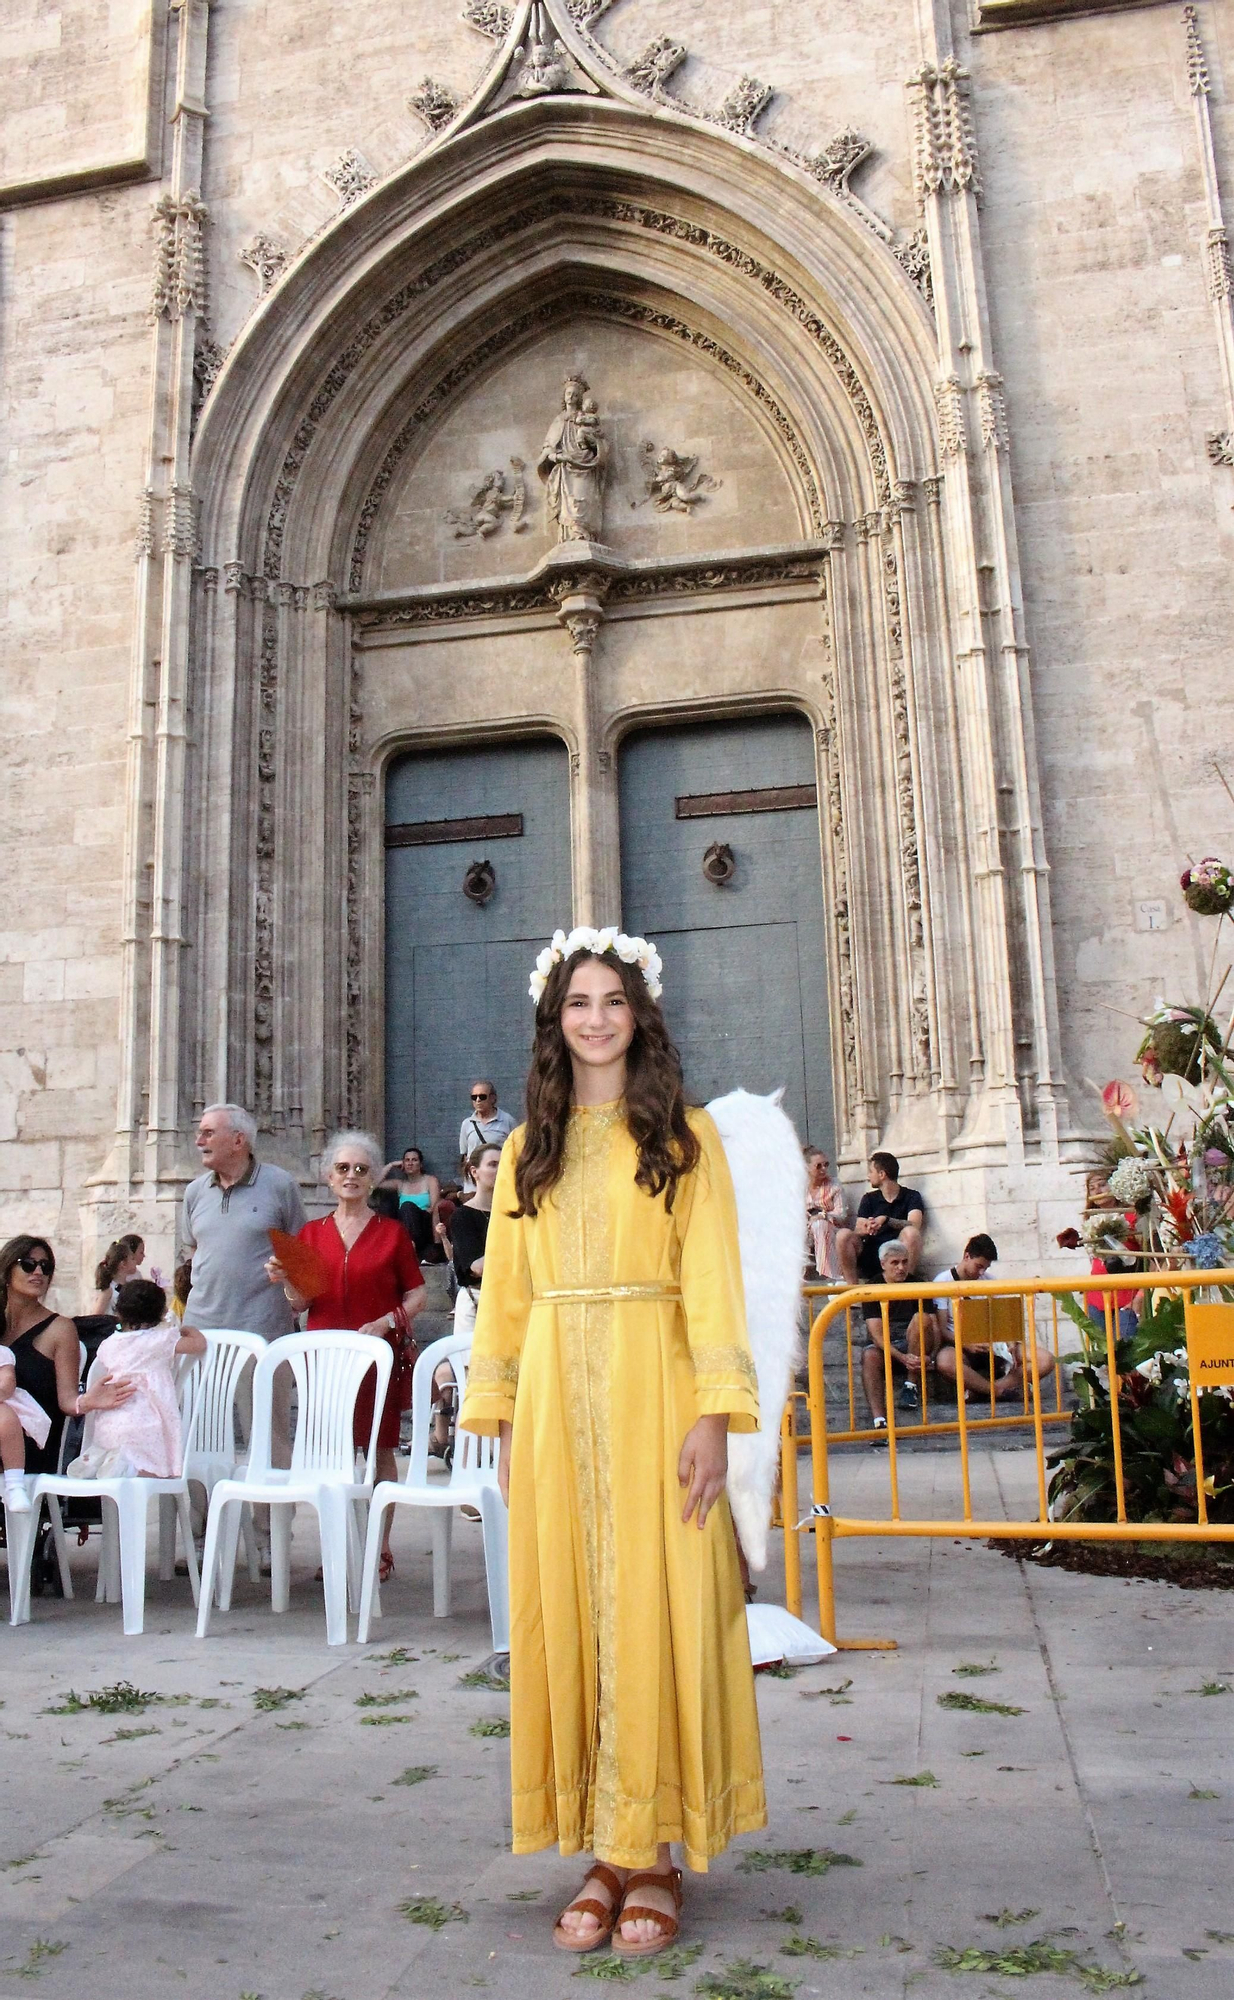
[{"x1": 267, "y1": 1130, "x2": 426, "y2": 1581}]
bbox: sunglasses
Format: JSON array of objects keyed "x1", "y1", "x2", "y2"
[
  {"x1": 470, "y1": 1092, "x2": 492, "y2": 1102},
  {"x1": 333, "y1": 1162, "x2": 372, "y2": 1176},
  {"x1": 17, "y1": 1256, "x2": 53, "y2": 1277}
]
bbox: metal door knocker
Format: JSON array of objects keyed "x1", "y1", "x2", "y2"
[
  {"x1": 463, "y1": 859, "x2": 496, "y2": 906},
  {"x1": 702, "y1": 842, "x2": 736, "y2": 886}
]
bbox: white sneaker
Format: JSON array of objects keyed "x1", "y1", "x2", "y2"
[{"x1": 3, "y1": 1480, "x2": 31, "y2": 1513}]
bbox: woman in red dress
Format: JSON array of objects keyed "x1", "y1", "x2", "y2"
[{"x1": 267, "y1": 1130, "x2": 426, "y2": 1579}]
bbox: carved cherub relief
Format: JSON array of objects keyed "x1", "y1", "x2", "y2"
[
  {"x1": 445, "y1": 459, "x2": 529, "y2": 539},
  {"x1": 634, "y1": 442, "x2": 721, "y2": 514}
]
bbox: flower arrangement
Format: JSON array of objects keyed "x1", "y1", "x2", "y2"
[
  {"x1": 1048, "y1": 846, "x2": 1234, "y2": 1525},
  {"x1": 1049, "y1": 1293, "x2": 1234, "y2": 1525},
  {"x1": 1180, "y1": 855, "x2": 1234, "y2": 916},
  {"x1": 529, "y1": 926, "x2": 664, "y2": 1004}
]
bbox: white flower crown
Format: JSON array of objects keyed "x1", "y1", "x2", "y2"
[{"x1": 529, "y1": 926, "x2": 664, "y2": 1004}]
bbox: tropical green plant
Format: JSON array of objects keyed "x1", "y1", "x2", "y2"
[{"x1": 1048, "y1": 1292, "x2": 1234, "y2": 1524}]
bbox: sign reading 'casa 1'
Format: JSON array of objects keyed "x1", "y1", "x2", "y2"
[{"x1": 1184, "y1": 1304, "x2": 1234, "y2": 1388}]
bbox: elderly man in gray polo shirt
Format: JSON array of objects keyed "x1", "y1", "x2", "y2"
[{"x1": 183, "y1": 1103, "x2": 306, "y2": 1561}]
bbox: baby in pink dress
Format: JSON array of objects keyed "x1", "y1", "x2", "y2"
[
  {"x1": 1, "y1": 1345, "x2": 51, "y2": 1513},
  {"x1": 67, "y1": 1279, "x2": 205, "y2": 1480}
]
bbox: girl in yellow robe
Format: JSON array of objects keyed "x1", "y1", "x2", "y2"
[{"x1": 459, "y1": 930, "x2": 766, "y2": 1960}]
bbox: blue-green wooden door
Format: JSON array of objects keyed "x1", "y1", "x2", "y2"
[
  {"x1": 384, "y1": 738, "x2": 571, "y2": 1176},
  {"x1": 618, "y1": 714, "x2": 834, "y2": 1152}
]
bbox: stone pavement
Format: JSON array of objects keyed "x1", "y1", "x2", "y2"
[{"x1": 3, "y1": 1446, "x2": 1231, "y2": 2000}]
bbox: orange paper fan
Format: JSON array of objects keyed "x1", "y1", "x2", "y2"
[{"x1": 268, "y1": 1228, "x2": 330, "y2": 1302}]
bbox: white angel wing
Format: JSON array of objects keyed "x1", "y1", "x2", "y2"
[{"x1": 705, "y1": 1087, "x2": 808, "y2": 1571}]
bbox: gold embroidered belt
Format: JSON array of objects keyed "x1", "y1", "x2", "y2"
[{"x1": 530, "y1": 1283, "x2": 683, "y2": 1306}]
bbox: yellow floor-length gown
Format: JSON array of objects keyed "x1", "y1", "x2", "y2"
[{"x1": 459, "y1": 1101, "x2": 767, "y2": 1872}]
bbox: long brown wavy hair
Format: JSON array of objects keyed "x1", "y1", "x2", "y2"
[
  {"x1": 1, "y1": 1234, "x2": 56, "y2": 1334},
  {"x1": 513, "y1": 948, "x2": 700, "y2": 1217}
]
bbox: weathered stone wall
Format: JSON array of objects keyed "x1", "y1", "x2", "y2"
[{"x1": 2, "y1": 0, "x2": 1233, "y2": 1299}]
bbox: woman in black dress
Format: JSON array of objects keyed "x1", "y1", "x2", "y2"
[{"x1": 1, "y1": 1236, "x2": 133, "y2": 1473}]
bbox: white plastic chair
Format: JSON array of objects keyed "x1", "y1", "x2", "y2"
[
  {"x1": 158, "y1": 1331, "x2": 267, "y2": 1589},
  {"x1": 20, "y1": 1356, "x2": 206, "y2": 1635},
  {"x1": 357, "y1": 1334, "x2": 509, "y2": 1653},
  {"x1": 196, "y1": 1330, "x2": 391, "y2": 1647}
]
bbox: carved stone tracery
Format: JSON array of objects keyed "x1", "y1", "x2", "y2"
[
  {"x1": 239, "y1": 234, "x2": 288, "y2": 294},
  {"x1": 408, "y1": 78, "x2": 461, "y2": 132},
  {"x1": 322, "y1": 149, "x2": 377, "y2": 206},
  {"x1": 625, "y1": 36, "x2": 686, "y2": 96},
  {"x1": 715, "y1": 76, "x2": 774, "y2": 135}
]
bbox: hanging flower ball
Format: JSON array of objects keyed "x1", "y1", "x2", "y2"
[
  {"x1": 1180, "y1": 857, "x2": 1234, "y2": 916},
  {"x1": 1107, "y1": 1156, "x2": 1152, "y2": 1206}
]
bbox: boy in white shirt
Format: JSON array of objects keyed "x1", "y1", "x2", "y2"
[{"x1": 933, "y1": 1235, "x2": 1055, "y2": 1403}]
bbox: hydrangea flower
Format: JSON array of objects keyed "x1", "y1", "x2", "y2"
[{"x1": 1190, "y1": 1231, "x2": 1225, "y2": 1270}]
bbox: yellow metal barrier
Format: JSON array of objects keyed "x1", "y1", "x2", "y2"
[{"x1": 781, "y1": 1270, "x2": 1234, "y2": 1648}]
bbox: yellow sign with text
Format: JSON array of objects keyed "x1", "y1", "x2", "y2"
[{"x1": 1184, "y1": 1302, "x2": 1234, "y2": 1388}]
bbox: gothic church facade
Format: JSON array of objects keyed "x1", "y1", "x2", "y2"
[{"x1": 2, "y1": 0, "x2": 1231, "y2": 1284}]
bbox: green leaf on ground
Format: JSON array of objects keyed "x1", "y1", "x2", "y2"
[
  {"x1": 571, "y1": 1958, "x2": 633, "y2": 1982},
  {"x1": 1189, "y1": 1786, "x2": 1219, "y2": 1800},
  {"x1": 360, "y1": 1713, "x2": 415, "y2": 1727},
  {"x1": 759, "y1": 1907, "x2": 802, "y2": 1924},
  {"x1": 252, "y1": 1686, "x2": 306, "y2": 1712},
  {"x1": 952, "y1": 1662, "x2": 1000, "y2": 1677},
  {"x1": 695, "y1": 1963, "x2": 799, "y2": 2000},
  {"x1": 14, "y1": 1939, "x2": 67, "y2": 1979},
  {"x1": 355, "y1": 1690, "x2": 419, "y2": 1707},
  {"x1": 43, "y1": 1681, "x2": 170, "y2": 1716},
  {"x1": 934, "y1": 1940, "x2": 1141, "y2": 1988},
  {"x1": 837, "y1": 1808, "x2": 857, "y2": 1823},
  {"x1": 759, "y1": 1663, "x2": 799, "y2": 1679},
  {"x1": 1185, "y1": 1682, "x2": 1230, "y2": 1696},
  {"x1": 459, "y1": 1667, "x2": 511, "y2": 1691},
  {"x1": 3, "y1": 1853, "x2": 48, "y2": 1872},
  {"x1": 780, "y1": 1935, "x2": 861, "y2": 1959},
  {"x1": 506, "y1": 1889, "x2": 543, "y2": 1901},
  {"x1": 739, "y1": 1848, "x2": 861, "y2": 1876},
  {"x1": 469, "y1": 1716, "x2": 511, "y2": 1738},
  {"x1": 393, "y1": 1766, "x2": 438, "y2": 1786},
  {"x1": 398, "y1": 1896, "x2": 468, "y2": 1930},
  {"x1": 369, "y1": 1647, "x2": 418, "y2": 1666},
  {"x1": 275, "y1": 1721, "x2": 311, "y2": 1732},
  {"x1": 1206, "y1": 1929, "x2": 1234, "y2": 1943},
  {"x1": 982, "y1": 1909, "x2": 1040, "y2": 1928},
  {"x1": 102, "y1": 1726, "x2": 160, "y2": 1744},
  {"x1": 887, "y1": 1771, "x2": 940, "y2": 1787},
  {"x1": 938, "y1": 1692, "x2": 1026, "y2": 1716}
]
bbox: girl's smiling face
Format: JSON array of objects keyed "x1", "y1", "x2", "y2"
[{"x1": 560, "y1": 958, "x2": 636, "y2": 1074}]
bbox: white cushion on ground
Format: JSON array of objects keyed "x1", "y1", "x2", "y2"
[{"x1": 746, "y1": 1599, "x2": 837, "y2": 1665}]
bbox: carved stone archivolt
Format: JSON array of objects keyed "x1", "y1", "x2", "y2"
[
  {"x1": 345, "y1": 281, "x2": 828, "y2": 592},
  {"x1": 317, "y1": 179, "x2": 900, "y2": 590}
]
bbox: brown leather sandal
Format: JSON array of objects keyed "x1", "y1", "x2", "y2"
[
  {"x1": 611, "y1": 1865, "x2": 683, "y2": 1959},
  {"x1": 551, "y1": 1863, "x2": 625, "y2": 1954}
]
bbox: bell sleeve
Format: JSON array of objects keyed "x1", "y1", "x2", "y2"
[
  {"x1": 458, "y1": 1137, "x2": 532, "y2": 1437},
  {"x1": 677, "y1": 1111, "x2": 760, "y2": 1434}
]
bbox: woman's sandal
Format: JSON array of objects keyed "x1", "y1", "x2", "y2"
[
  {"x1": 378, "y1": 1549, "x2": 395, "y2": 1583},
  {"x1": 551, "y1": 1863, "x2": 625, "y2": 1954},
  {"x1": 611, "y1": 1866, "x2": 683, "y2": 1959}
]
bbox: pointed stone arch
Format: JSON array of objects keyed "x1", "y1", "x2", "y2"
[{"x1": 113, "y1": 10, "x2": 1070, "y2": 1234}]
